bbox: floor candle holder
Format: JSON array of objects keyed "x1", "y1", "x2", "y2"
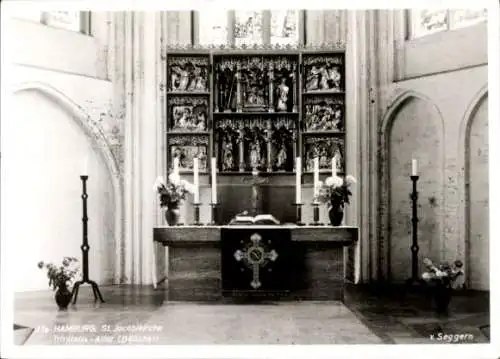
[
  {"x1": 72, "y1": 175, "x2": 105, "y2": 304},
  {"x1": 406, "y1": 175, "x2": 423, "y2": 286}
]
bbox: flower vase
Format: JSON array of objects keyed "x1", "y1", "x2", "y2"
[
  {"x1": 165, "y1": 207, "x2": 181, "y2": 226},
  {"x1": 328, "y1": 202, "x2": 344, "y2": 226},
  {"x1": 55, "y1": 285, "x2": 73, "y2": 310}
]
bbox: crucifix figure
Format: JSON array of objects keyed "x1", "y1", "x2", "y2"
[
  {"x1": 246, "y1": 170, "x2": 268, "y2": 216},
  {"x1": 234, "y1": 233, "x2": 278, "y2": 289}
]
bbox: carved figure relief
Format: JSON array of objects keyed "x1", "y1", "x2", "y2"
[
  {"x1": 214, "y1": 56, "x2": 298, "y2": 113},
  {"x1": 169, "y1": 136, "x2": 209, "y2": 172},
  {"x1": 168, "y1": 97, "x2": 208, "y2": 132},
  {"x1": 303, "y1": 55, "x2": 344, "y2": 93},
  {"x1": 165, "y1": 50, "x2": 346, "y2": 175},
  {"x1": 304, "y1": 136, "x2": 344, "y2": 173},
  {"x1": 168, "y1": 56, "x2": 209, "y2": 93},
  {"x1": 304, "y1": 97, "x2": 344, "y2": 132}
]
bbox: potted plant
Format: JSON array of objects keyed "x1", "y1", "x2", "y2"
[
  {"x1": 316, "y1": 174, "x2": 356, "y2": 226},
  {"x1": 153, "y1": 172, "x2": 194, "y2": 226},
  {"x1": 37, "y1": 257, "x2": 80, "y2": 310},
  {"x1": 421, "y1": 257, "x2": 464, "y2": 315}
]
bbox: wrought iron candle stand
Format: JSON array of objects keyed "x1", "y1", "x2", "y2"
[
  {"x1": 210, "y1": 203, "x2": 219, "y2": 225},
  {"x1": 406, "y1": 175, "x2": 423, "y2": 286},
  {"x1": 310, "y1": 202, "x2": 322, "y2": 226},
  {"x1": 72, "y1": 175, "x2": 105, "y2": 304},
  {"x1": 293, "y1": 203, "x2": 305, "y2": 226}
]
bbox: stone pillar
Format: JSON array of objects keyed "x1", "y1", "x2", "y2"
[
  {"x1": 324, "y1": 10, "x2": 349, "y2": 44},
  {"x1": 109, "y1": 11, "x2": 176, "y2": 285}
]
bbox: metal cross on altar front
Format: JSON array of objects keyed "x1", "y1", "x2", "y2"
[{"x1": 234, "y1": 233, "x2": 278, "y2": 289}]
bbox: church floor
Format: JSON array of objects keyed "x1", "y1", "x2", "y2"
[{"x1": 13, "y1": 284, "x2": 489, "y2": 345}]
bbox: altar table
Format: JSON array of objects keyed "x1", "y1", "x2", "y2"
[{"x1": 153, "y1": 225, "x2": 357, "y2": 302}]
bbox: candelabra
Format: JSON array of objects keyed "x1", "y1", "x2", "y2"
[
  {"x1": 406, "y1": 175, "x2": 422, "y2": 285},
  {"x1": 72, "y1": 176, "x2": 105, "y2": 304}
]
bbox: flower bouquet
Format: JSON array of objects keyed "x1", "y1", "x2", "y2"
[
  {"x1": 421, "y1": 258, "x2": 464, "y2": 288},
  {"x1": 421, "y1": 257, "x2": 464, "y2": 314},
  {"x1": 315, "y1": 174, "x2": 356, "y2": 225},
  {"x1": 154, "y1": 172, "x2": 195, "y2": 225},
  {"x1": 38, "y1": 257, "x2": 80, "y2": 309}
]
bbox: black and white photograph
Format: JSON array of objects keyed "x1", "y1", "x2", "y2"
[{"x1": 1, "y1": 2, "x2": 499, "y2": 359}]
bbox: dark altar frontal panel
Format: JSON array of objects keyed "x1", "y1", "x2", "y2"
[{"x1": 155, "y1": 226, "x2": 355, "y2": 302}]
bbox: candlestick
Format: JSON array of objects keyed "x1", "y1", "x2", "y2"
[
  {"x1": 313, "y1": 157, "x2": 319, "y2": 203},
  {"x1": 72, "y1": 175, "x2": 105, "y2": 304},
  {"x1": 332, "y1": 157, "x2": 337, "y2": 177},
  {"x1": 211, "y1": 157, "x2": 217, "y2": 204},
  {"x1": 83, "y1": 155, "x2": 89, "y2": 176},
  {"x1": 210, "y1": 202, "x2": 219, "y2": 225},
  {"x1": 193, "y1": 157, "x2": 199, "y2": 203},
  {"x1": 310, "y1": 202, "x2": 322, "y2": 226},
  {"x1": 293, "y1": 203, "x2": 304, "y2": 226},
  {"x1": 412, "y1": 159, "x2": 418, "y2": 176},
  {"x1": 406, "y1": 174, "x2": 422, "y2": 286},
  {"x1": 295, "y1": 157, "x2": 302, "y2": 204},
  {"x1": 191, "y1": 203, "x2": 201, "y2": 226}
]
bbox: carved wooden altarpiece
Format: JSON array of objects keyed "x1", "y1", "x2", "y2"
[{"x1": 165, "y1": 44, "x2": 346, "y2": 177}]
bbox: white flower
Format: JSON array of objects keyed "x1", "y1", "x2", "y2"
[
  {"x1": 325, "y1": 176, "x2": 343, "y2": 188},
  {"x1": 422, "y1": 272, "x2": 431, "y2": 280},
  {"x1": 168, "y1": 172, "x2": 181, "y2": 185},
  {"x1": 153, "y1": 176, "x2": 165, "y2": 191},
  {"x1": 182, "y1": 180, "x2": 195, "y2": 194},
  {"x1": 345, "y1": 175, "x2": 357, "y2": 186},
  {"x1": 435, "y1": 270, "x2": 446, "y2": 278}
]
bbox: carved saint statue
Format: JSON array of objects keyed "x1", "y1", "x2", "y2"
[
  {"x1": 177, "y1": 67, "x2": 190, "y2": 91},
  {"x1": 329, "y1": 66, "x2": 342, "y2": 90},
  {"x1": 189, "y1": 66, "x2": 206, "y2": 91},
  {"x1": 306, "y1": 66, "x2": 320, "y2": 91},
  {"x1": 319, "y1": 148, "x2": 328, "y2": 167},
  {"x1": 196, "y1": 113, "x2": 206, "y2": 131},
  {"x1": 170, "y1": 66, "x2": 180, "y2": 91},
  {"x1": 276, "y1": 78, "x2": 289, "y2": 112},
  {"x1": 333, "y1": 146, "x2": 343, "y2": 171},
  {"x1": 222, "y1": 141, "x2": 234, "y2": 171},
  {"x1": 276, "y1": 144, "x2": 287, "y2": 170},
  {"x1": 250, "y1": 141, "x2": 261, "y2": 170},
  {"x1": 319, "y1": 66, "x2": 330, "y2": 90},
  {"x1": 198, "y1": 148, "x2": 207, "y2": 171}
]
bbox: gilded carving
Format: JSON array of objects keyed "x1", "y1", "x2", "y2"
[
  {"x1": 303, "y1": 136, "x2": 344, "y2": 173},
  {"x1": 168, "y1": 96, "x2": 208, "y2": 132}
]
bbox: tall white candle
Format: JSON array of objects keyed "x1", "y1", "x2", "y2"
[
  {"x1": 296, "y1": 157, "x2": 302, "y2": 204},
  {"x1": 193, "y1": 158, "x2": 199, "y2": 203},
  {"x1": 83, "y1": 155, "x2": 89, "y2": 176},
  {"x1": 173, "y1": 157, "x2": 180, "y2": 174},
  {"x1": 332, "y1": 157, "x2": 337, "y2": 177},
  {"x1": 211, "y1": 157, "x2": 217, "y2": 204},
  {"x1": 412, "y1": 159, "x2": 418, "y2": 176},
  {"x1": 313, "y1": 157, "x2": 319, "y2": 202}
]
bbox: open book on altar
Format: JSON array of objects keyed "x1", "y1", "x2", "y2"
[{"x1": 228, "y1": 214, "x2": 281, "y2": 225}]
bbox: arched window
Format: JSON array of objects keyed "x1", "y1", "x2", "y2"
[
  {"x1": 195, "y1": 10, "x2": 303, "y2": 46},
  {"x1": 9, "y1": 9, "x2": 90, "y2": 34},
  {"x1": 410, "y1": 9, "x2": 487, "y2": 38}
]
